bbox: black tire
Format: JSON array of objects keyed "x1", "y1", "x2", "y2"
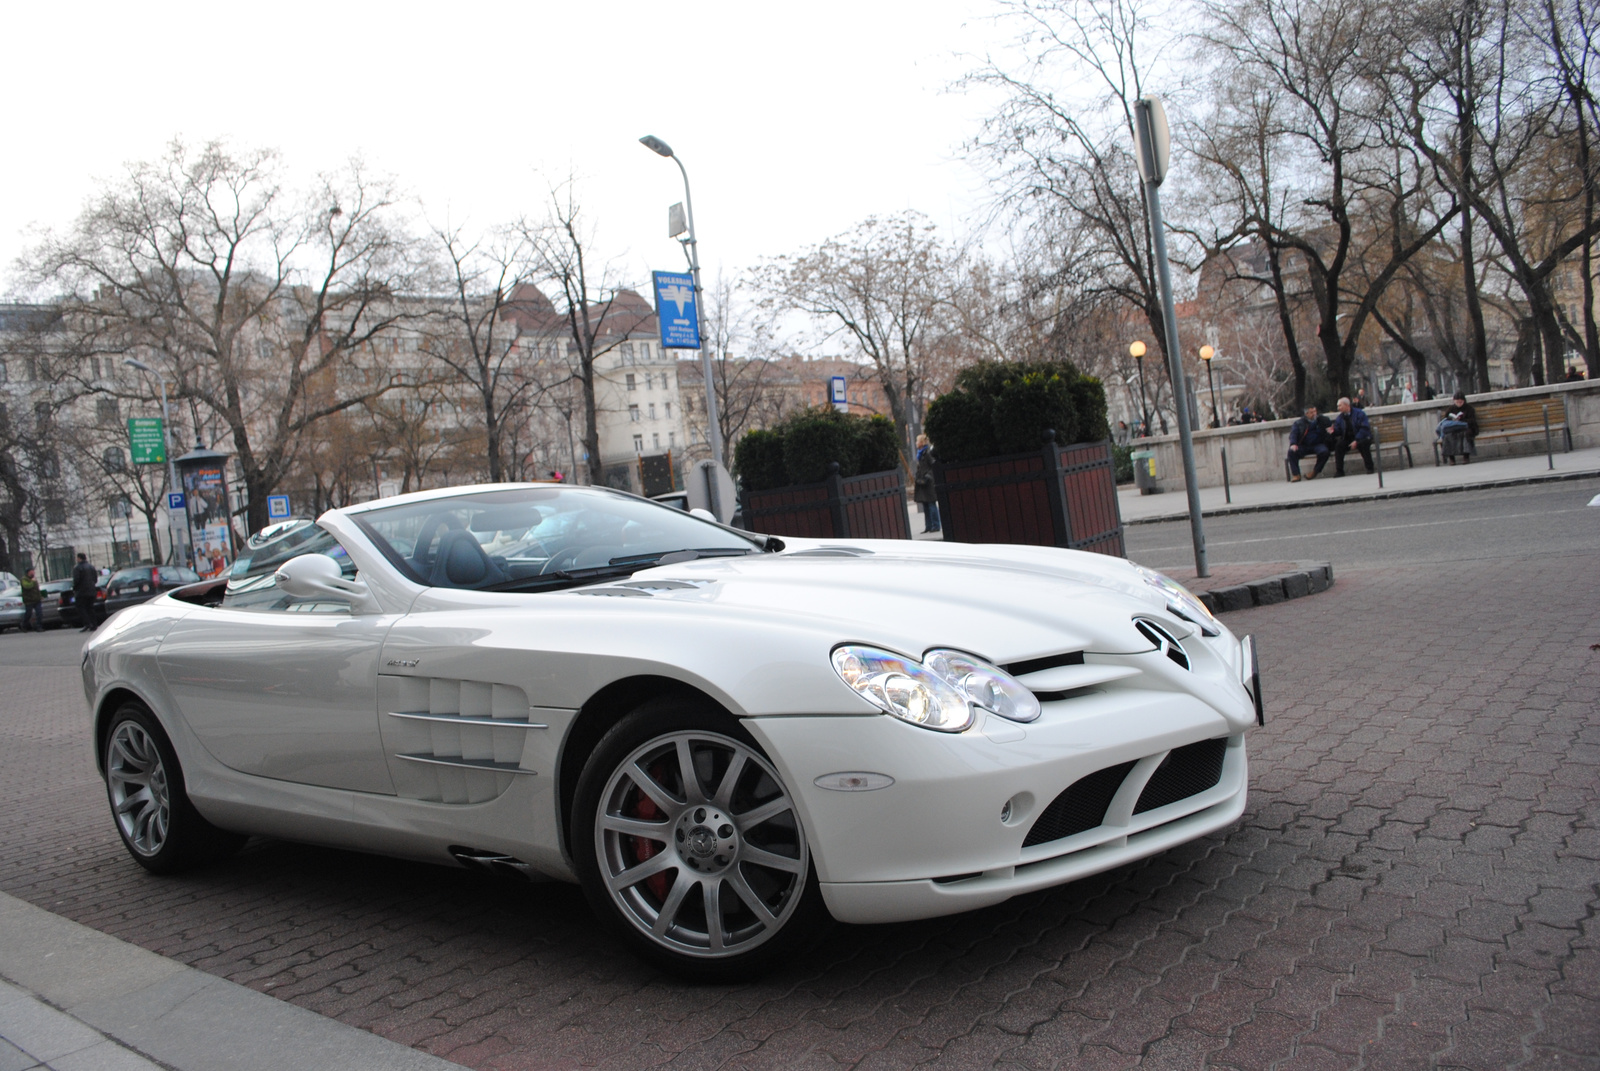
[
  {"x1": 572, "y1": 698, "x2": 829, "y2": 980},
  {"x1": 102, "y1": 702, "x2": 245, "y2": 874}
]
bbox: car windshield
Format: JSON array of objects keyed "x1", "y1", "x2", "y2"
[{"x1": 352, "y1": 486, "x2": 763, "y2": 592}]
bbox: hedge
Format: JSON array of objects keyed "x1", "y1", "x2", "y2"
[
  {"x1": 734, "y1": 408, "x2": 904, "y2": 492},
  {"x1": 923, "y1": 360, "x2": 1111, "y2": 463}
]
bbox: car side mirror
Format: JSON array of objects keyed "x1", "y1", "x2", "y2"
[
  {"x1": 273, "y1": 554, "x2": 382, "y2": 614},
  {"x1": 689, "y1": 508, "x2": 716, "y2": 522}
]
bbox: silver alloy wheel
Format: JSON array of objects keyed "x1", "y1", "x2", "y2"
[
  {"x1": 595, "y1": 731, "x2": 809, "y2": 959},
  {"x1": 107, "y1": 721, "x2": 171, "y2": 856}
]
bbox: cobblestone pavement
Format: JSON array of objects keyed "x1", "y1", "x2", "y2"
[{"x1": 0, "y1": 543, "x2": 1596, "y2": 1069}]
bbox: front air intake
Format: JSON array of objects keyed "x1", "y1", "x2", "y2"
[
  {"x1": 1133, "y1": 738, "x2": 1227, "y2": 814},
  {"x1": 1023, "y1": 761, "x2": 1136, "y2": 847}
]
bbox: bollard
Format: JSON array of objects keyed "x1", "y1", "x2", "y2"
[
  {"x1": 1221, "y1": 445, "x2": 1232, "y2": 504},
  {"x1": 1543, "y1": 405, "x2": 1554, "y2": 470},
  {"x1": 1373, "y1": 419, "x2": 1385, "y2": 489}
]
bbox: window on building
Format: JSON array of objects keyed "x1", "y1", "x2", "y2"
[
  {"x1": 626, "y1": 374, "x2": 636, "y2": 391},
  {"x1": 664, "y1": 402, "x2": 672, "y2": 419},
  {"x1": 97, "y1": 397, "x2": 120, "y2": 425},
  {"x1": 648, "y1": 403, "x2": 657, "y2": 420},
  {"x1": 35, "y1": 401, "x2": 51, "y2": 433},
  {"x1": 652, "y1": 433, "x2": 660, "y2": 450},
  {"x1": 0, "y1": 359, "x2": 8, "y2": 383},
  {"x1": 668, "y1": 432, "x2": 675, "y2": 448},
  {"x1": 41, "y1": 451, "x2": 60, "y2": 479},
  {"x1": 629, "y1": 405, "x2": 641, "y2": 422},
  {"x1": 632, "y1": 434, "x2": 643, "y2": 453},
  {"x1": 622, "y1": 342, "x2": 634, "y2": 362},
  {"x1": 45, "y1": 499, "x2": 67, "y2": 525},
  {"x1": 645, "y1": 373, "x2": 654, "y2": 390},
  {"x1": 103, "y1": 446, "x2": 126, "y2": 472},
  {"x1": 637, "y1": 342, "x2": 652, "y2": 362}
]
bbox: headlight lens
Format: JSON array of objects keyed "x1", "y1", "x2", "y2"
[
  {"x1": 924, "y1": 649, "x2": 1041, "y2": 723},
  {"x1": 1133, "y1": 565, "x2": 1220, "y2": 636},
  {"x1": 831, "y1": 646, "x2": 973, "y2": 732}
]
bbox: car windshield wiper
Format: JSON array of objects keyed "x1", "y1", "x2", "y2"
[{"x1": 478, "y1": 547, "x2": 757, "y2": 593}]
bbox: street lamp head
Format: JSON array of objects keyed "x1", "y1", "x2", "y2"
[
  {"x1": 123, "y1": 357, "x2": 152, "y2": 372},
  {"x1": 1129, "y1": 340, "x2": 1147, "y2": 359},
  {"x1": 639, "y1": 135, "x2": 674, "y2": 158},
  {"x1": 1199, "y1": 345, "x2": 1215, "y2": 362}
]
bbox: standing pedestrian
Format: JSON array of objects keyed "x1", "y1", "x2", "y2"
[
  {"x1": 72, "y1": 552, "x2": 101, "y2": 632},
  {"x1": 914, "y1": 434, "x2": 940, "y2": 534},
  {"x1": 19, "y1": 568, "x2": 44, "y2": 632},
  {"x1": 1330, "y1": 397, "x2": 1375, "y2": 476}
]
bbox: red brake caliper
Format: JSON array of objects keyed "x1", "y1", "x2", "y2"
[{"x1": 628, "y1": 762, "x2": 674, "y2": 902}]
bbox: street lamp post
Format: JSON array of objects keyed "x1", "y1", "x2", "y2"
[
  {"x1": 638, "y1": 135, "x2": 724, "y2": 472},
  {"x1": 123, "y1": 358, "x2": 182, "y2": 566},
  {"x1": 1129, "y1": 340, "x2": 1151, "y2": 436},
  {"x1": 1200, "y1": 345, "x2": 1220, "y2": 428}
]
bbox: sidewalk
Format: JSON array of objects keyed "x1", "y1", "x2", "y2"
[
  {"x1": 0, "y1": 891, "x2": 461, "y2": 1071},
  {"x1": 1117, "y1": 444, "x2": 1600, "y2": 524}
]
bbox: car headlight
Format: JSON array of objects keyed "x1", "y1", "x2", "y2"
[
  {"x1": 831, "y1": 646, "x2": 973, "y2": 732},
  {"x1": 924, "y1": 649, "x2": 1041, "y2": 723},
  {"x1": 1133, "y1": 565, "x2": 1220, "y2": 636}
]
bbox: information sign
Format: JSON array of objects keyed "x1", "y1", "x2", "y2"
[
  {"x1": 127, "y1": 418, "x2": 166, "y2": 465},
  {"x1": 167, "y1": 492, "x2": 186, "y2": 512},
  {"x1": 652, "y1": 271, "x2": 701, "y2": 350},
  {"x1": 267, "y1": 495, "x2": 291, "y2": 520},
  {"x1": 829, "y1": 375, "x2": 848, "y2": 412}
]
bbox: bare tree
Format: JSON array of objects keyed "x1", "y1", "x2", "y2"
[{"x1": 22, "y1": 140, "x2": 420, "y2": 531}]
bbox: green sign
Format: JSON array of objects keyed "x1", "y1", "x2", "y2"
[{"x1": 127, "y1": 417, "x2": 166, "y2": 465}]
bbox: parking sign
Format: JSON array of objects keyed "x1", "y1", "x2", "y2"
[{"x1": 167, "y1": 492, "x2": 186, "y2": 511}]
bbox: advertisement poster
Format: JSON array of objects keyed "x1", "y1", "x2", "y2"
[{"x1": 183, "y1": 465, "x2": 234, "y2": 579}]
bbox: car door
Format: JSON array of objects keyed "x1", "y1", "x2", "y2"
[{"x1": 155, "y1": 527, "x2": 398, "y2": 795}]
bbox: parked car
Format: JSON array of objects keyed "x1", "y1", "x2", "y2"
[
  {"x1": 101, "y1": 565, "x2": 203, "y2": 617},
  {"x1": 0, "y1": 587, "x2": 22, "y2": 632},
  {"x1": 83, "y1": 483, "x2": 1263, "y2": 978},
  {"x1": 36, "y1": 579, "x2": 74, "y2": 629}
]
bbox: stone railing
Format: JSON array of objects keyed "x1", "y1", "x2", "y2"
[{"x1": 1129, "y1": 378, "x2": 1600, "y2": 492}]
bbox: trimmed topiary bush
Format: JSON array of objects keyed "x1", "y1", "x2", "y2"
[
  {"x1": 732, "y1": 428, "x2": 787, "y2": 493},
  {"x1": 924, "y1": 359, "x2": 1112, "y2": 463},
  {"x1": 734, "y1": 408, "x2": 907, "y2": 492}
]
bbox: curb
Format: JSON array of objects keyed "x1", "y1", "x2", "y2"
[
  {"x1": 1123, "y1": 467, "x2": 1600, "y2": 526},
  {"x1": 1197, "y1": 562, "x2": 1333, "y2": 615}
]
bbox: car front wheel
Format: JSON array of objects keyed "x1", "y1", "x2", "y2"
[
  {"x1": 572, "y1": 700, "x2": 825, "y2": 979},
  {"x1": 103, "y1": 702, "x2": 244, "y2": 874}
]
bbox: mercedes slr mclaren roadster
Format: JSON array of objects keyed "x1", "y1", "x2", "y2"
[{"x1": 83, "y1": 483, "x2": 1263, "y2": 977}]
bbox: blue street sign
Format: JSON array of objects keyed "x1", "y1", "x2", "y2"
[
  {"x1": 267, "y1": 494, "x2": 291, "y2": 520},
  {"x1": 652, "y1": 271, "x2": 701, "y2": 350},
  {"x1": 167, "y1": 492, "x2": 186, "y2": 511},
  {"x1": 829, "y1": 375, "x2": 848, "y2": 412}
]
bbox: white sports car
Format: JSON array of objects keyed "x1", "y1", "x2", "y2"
[{"x1": 83, "y1": 483, "x2": 1263, "y2": 977}]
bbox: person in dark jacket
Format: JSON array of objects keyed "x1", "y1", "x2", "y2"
[
  {"x1": 1330, "y1": 396, "x2": 1374, "y2": 476},
  {"x1": 1436, "y1": 392, "x2": 1478, "y2": 464},
  {"x1": 1287, "y1": 405, "x2": 1333, "y2": 481},
  {"x1": 19, "y1": 568, "x2": 43, "y2": 632},
  {"x1": 914, "y1": 434, "x2": 940, "y2": 533},
  {"x1": 71, "y1": 553, "x2": 101, "y2": 632}
]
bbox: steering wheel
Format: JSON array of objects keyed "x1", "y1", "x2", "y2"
[{"x1": 539, "y1": 548, "x2": 581, "y2": 575}]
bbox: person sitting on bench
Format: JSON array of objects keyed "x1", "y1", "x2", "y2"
[
  {"x1": 1287, "y1": 405, "x2": 1333, "y2": 481},
  {"x1": 1330, "y1": 396, "x2": 1374, "y2": 476},
  {"x1": 1436, "y1": 391, "x2": 1478, "y2": 465}
]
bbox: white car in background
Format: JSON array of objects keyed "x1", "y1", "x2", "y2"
[{"x1": 82, "y1": 483, "x2": 1263, "y2": 977}]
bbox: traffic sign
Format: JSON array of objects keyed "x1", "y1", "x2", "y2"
[
  {"x1": 167, "y1": 492, "x2": 186, "y2": 511},
  {"x1": 127, "y1": 417, "x2": 166, "y2": 464},
  {"x1": 829, "y1": 375, "x2": 848, "y2": 412},
  {"x1": 652, "y1": 271, "x2": 701, "y2": 350},
  {"x1": 267, "y1": 494, "x2": 291, "y2": 520}
]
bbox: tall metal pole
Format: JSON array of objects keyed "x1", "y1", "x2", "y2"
[
  {"x1": 1204, "y1": 354, "x2": 1220, "y2": 427},
  {"x1": 1135, "y1": 97, "x2": 1208, "y2": 578},
  {"x1": 666, "y1": 155, "x2": 724, "y2": 470},
  {"x1": 158, "y1": 378, "x2": 182, "y2": 566}
]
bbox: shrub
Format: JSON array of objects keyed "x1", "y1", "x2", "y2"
[
  {"x1": 923, "y1": 359, "x2": 1112, "y2": 463},
  {"x1": 732, "y1": 429, "x2": 786, "y2": 493},
  {"x1": 1111, "y1": 443, "x2": 1134, "y2": 484},
  {"x1": 734, "y1": 408, "x2": 906, "y2": 492}
]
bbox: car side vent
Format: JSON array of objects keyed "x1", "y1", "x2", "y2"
[
  {"x1": 1135, "y1": 619, "x2": 1190, "y2": 670},
  {"x1": 1133, "y1": 738, "x2": 1228, "y2": 814},
  {"x1": 1003, "y1": 650, "x2": 1085, "y2": 677},
  {"x1": 786, "y1": 546, "x2": 874, "y2": 558},
  {"x1": 1022, "y1": 761, "x2": 1136, "y2": 847}
]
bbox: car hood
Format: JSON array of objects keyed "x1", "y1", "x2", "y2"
[{"x1": 576, "y1": 542, "x2": 1172, "y2": 661}]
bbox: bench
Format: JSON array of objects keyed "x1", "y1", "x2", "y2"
[
  {"x1": 1432, "y1": 396, "x2": 1571, "y2": 464},
  {"x1": 1368, "y1": 413, "x2": 1412, "y2": 469}
]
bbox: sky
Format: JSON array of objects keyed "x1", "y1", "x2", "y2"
[{"x1": 0, "y1": 0, "x2": 1017, "y2": 301}]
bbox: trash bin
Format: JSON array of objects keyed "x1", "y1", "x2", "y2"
[{"x1": 1131, "y1": 449, "x2": 1161, "y2": 495}]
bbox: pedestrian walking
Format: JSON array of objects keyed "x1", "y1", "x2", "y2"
[
  {"x1": 72, "y1": 553, "x2": 101, "y2": 632},
  {"x1": 914, "y1": 434, "x2": 941, "y2": 533},
  {"x1": 19, "y1": 568, "x2": 44, "y2": 632},
  {"x1": 1330, "y1": 396, "x2": 1374, "y2": 476},
  {"x1": 1436, "y1": 392, "x2": 1478, "y2": 465},
  {"x1": 1286, "y1": 405, "x2": 1333, "y2": 481}
]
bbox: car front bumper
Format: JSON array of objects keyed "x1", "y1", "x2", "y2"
[{"x1": 745, "y1": 682, "x2": 1251, "y2": 925}]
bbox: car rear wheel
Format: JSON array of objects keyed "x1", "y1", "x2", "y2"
[
  {"x1": 103, "y1": 702, "x2": 245, "y2": 874},
  {"x1": 572, "y1": 700, "x2": 825, "y2": 979}
]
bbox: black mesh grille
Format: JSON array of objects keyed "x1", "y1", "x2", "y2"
[
  {"x1": 1023, "y1": 761, "x2": 1135, "y2": 847},
  {"x1": 1133, "y1": 738, "x2": 1228, "y2": 814}
]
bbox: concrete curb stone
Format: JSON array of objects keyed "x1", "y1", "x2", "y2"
[{"x1": 1196, "y1": 562, "x2": 1332, "y2": 615}]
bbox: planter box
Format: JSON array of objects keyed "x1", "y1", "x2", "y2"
[
  {"x1": 741, "y1": 464, "x2": 911, "y2": 540},
  {"x1": 933, "y1": 436, "x2": 1125, "y2": 556}
]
